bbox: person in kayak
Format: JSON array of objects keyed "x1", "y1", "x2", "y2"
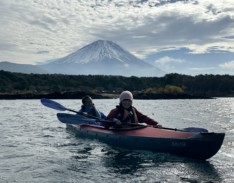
[
  {"x1": 105, "y1": 91, "x2": 161, "y2": 128},
  {"x1": 79, "y1": 95, "x2": 106, "y2": 119}
]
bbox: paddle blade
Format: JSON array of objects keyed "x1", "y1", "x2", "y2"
[
  {"x1": 57, "y1": 113, "x2": 100, "y2": 125},
  {"x1": 183, "y1": 127, "x2": 208, "y2": 133},
  {"x1": 41, "y1": 98, "x2": 67, "y2": 111},
  {"x1": 160, "y1": 126, "x2": 208, "y2": 133}
]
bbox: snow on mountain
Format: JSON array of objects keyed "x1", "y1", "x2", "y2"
[
  {"x1": 39, "y1": 40, "x2": 165, "y2": 77},
  {"x1": 52, "y1": 40, "x2": 151, "y2": 67}
]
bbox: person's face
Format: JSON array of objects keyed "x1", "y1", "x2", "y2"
[
  {"x1": 84, "y1": 98, "x2": 93, "y2": 107},
  {"x1": 121, "y1": 99, "x2": 132, "y2": 109}
]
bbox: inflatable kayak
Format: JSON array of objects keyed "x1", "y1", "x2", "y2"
[{"x1": 57, "y1": 113, "x2": 225, "y2": 160}]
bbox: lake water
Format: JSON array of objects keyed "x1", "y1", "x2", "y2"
[{"x1": 0, "y1": 98, "x2": 234, "y2": 183}]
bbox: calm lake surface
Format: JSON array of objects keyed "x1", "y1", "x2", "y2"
[{"x1": 0, "y1": 98, "x2": 234, "y2": 183}]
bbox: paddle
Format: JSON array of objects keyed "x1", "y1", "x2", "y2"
[
  {"x1": 41, "y1": 98, "x2": 208, "y2": 133},
  {"x1": 57, "y1": 113, "x2": 111, "y2": 125},
  {"x1": 57, "y1": 113, "x2": 208, "y2": 133},
  {"x1": 40, "y1": 98, "x2": 100, "y2": 119}
]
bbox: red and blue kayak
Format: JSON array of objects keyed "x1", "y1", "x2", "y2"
[
  {"x1": 40, "y1": 99, "x2": 225, "y2": 160},
  {"x1": 57, "y1": 113, "x2": 225, "y2": 160}
]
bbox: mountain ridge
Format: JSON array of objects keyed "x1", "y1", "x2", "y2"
[{"x1": 0, "y1": 61, "x2": 47, "y2": 74}]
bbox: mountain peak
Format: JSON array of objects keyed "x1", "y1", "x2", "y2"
[
  {"x1": 91, "y1": 40, "x2": 118, "y2": 47},
  {"x1": 92, "y1": 40, "x2": 114, "y2": 45},
  {"x1": 81, "y1": 39, "x2": 124, "y2": 61},
  {"x1": 52, "y1": 39, "x2": 141, "y2": 65},
  {"x1": 40, "y1": 40, "x2": 165, "y2": 76}
]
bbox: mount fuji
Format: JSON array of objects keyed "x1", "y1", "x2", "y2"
[{"x1": 39, "y1": 40, "x2": 165, "y2": 77}]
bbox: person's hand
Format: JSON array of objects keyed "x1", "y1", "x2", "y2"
[
  {"x1": 140, "y1": 123, "x2": 148, "y2": 126},
  {"x1": 113, "y1": 118, "x2": 121, "y2": 125},
  {"x1": 154, "y1": 124, "x2": 162, "y2": 128},
  {"x1": 82, "y1": 112, "x2": 88, "y2": 116}
]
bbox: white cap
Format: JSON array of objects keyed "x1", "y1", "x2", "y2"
[{"x1": 119, "y1": 91, "x2": 133, "y2": 102}]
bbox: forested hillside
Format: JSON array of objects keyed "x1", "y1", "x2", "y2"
[{"x1": 1, "y1": 70, "x2": 234, "y2": 99}]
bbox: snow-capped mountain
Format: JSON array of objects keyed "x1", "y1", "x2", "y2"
[{"x1": 39, "y1": 40, "x2": 165, "y2": 76}]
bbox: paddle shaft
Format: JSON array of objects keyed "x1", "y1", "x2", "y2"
[
  {"x1": 40, "y1": 98, "x2": 100, "y2": 119},
  {"x1": 74, "y1": 114, "x2": 208, "y2": 132},
  {"x1": 74, "y1": 114, "x2": 201, "y2": 132},
  {"x1": 42, "y1": 98, "x2": 208, "y2": 133}
]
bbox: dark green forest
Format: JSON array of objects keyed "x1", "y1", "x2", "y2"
[{"x1": 1, "y1": 70, "x2": 234, "y2": 99}]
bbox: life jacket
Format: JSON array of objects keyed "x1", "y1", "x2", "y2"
[
  {"x1": 115, "y1": 105, "x2": 139, "y2": 124},
  {"x1": 80, "y1": 105, "x2": 97, "y2": 116}
]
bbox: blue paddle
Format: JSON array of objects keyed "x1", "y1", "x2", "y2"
[
  {"x1": 57, "y1": 113, "x2": 208, "y2": 133},
  {"x1": 57, "y1": 113, "x2": 107, "y2": 125},
  {"x1": 41, "y1": 98, "x2": 208, "y2": 133},
  {"x1": 40, "y1": 98, "x2": 100, "y2": 119}
]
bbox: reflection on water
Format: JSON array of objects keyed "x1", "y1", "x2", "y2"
[
  {"x1": 183, "y1": 160, "x2": 222, "y2": 182},
  {"x1": 65, "y1": 137, "x2": 222, "y2": 183},
  {"x1": 101, "y1": 148, "x2": 222, "y2": 182},
  {"x1": 104, "y1": 150, "x2": 146, "y2": 174}
]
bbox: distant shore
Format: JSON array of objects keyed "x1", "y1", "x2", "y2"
[{"x1": 0, "y1": 91, "x2": 213, "y2": 100}]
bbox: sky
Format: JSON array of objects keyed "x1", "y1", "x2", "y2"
[{"x1": 0, "y1": 0, "x2": 234, "y2": 76}]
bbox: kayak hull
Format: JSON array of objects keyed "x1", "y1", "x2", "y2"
[{"x1": 66, "y1": 124, "x2": 225, "y2": 160}]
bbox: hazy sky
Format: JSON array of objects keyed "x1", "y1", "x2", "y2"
[{"x1": 0, "y1": 0, "x2": 234, "y2": 75}]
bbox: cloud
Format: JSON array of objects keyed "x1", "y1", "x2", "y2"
[
  {"x1": 0, "y1": 0, "x2": 233, "y2": 67},
  {"x1": 189, "y1": 67, "x2": 215, "y2": 71},
  {"x1": 219, "y1": 60, "x2": 234, "y2": 70},
  {"x1": 155, "y1": 56, "x2": 185, "y2": 65},
  {"x1": 36, "y1": 50, "x2": 49, "y2": 54},
  {"x1": 154, "y1": 56, "x2": 185, "y2": 72},
  {"x1": 124, "y1": 63, "x2": 129, "y2": 68}
]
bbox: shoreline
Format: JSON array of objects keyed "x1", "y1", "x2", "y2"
[{"x1": 0, "y1": 92, "x2": 214, "y2": 100}]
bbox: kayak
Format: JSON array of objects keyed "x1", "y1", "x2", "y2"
[
  {"x1": 39, "y1": 98, "x2": 225, "y2": 160},
  {"x1": 57, "y1": 113, "x2": 225, "y2": 160}
]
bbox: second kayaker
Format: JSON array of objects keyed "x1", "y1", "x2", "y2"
[
  {"x1": 79, "y1": 95, "x2": 106, "y2": 119},
  {"x1": 105, "y1": 91, "x2": 161, "y2": 128}
]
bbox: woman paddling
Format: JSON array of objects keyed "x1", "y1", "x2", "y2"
[{"x1": 105, "y1": 91, "x2": 161, "y2": 128}]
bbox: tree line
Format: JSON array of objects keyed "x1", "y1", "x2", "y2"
[{"x1": 1, "y1": 70, "x2": 234, "y2": 99}]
